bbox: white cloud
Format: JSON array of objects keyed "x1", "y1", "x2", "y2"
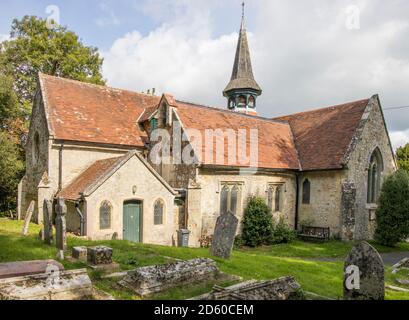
[
  {"x1": 0, "y1": 34, "x2": 9, "y2": 42},
  {"x1": 103, "y1": 0, "x2": 409, "y2": 134},
  {"x1": 390, "y1": 130, "x2": 409, "y2": 150}
]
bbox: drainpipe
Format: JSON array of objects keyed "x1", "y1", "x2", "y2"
[
  {"x1": 75, "y1": 201, "x2": 85, "y2": 236},
  {"x1": 295, "y1": 173, "x2": 300, "y2": 232}
]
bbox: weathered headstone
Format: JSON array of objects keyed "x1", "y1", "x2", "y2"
[
  {"x1": 72, "y1": 247, "x2": 88, "y2": 262},
  {"x1": 119, "y1": 258, "x2": 219, "y2": 297},
  {"x1": 0, "y1": 260, "x2": 64, "y2": 280},
  {"x1": 21, "y1": 201, "x2": 35, "y2": 236},
  {"x1": 210, "y1": 211, "x2": 238, "y2": 259},
  {"x1": 55, "y1": 198, "x2": 67, "y2": 259},
  {"x1": 344, "y1": 241, "x2": 385, "y2": 300},
  {"x1": 87, "y1": 246, "x2": 113, "y2": 266},
  {"x1": 43, "y1": 200, "x2": 53, "y2": 245}
]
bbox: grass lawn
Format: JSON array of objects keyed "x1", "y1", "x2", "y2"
[{"x1": 1, "y1": 218, "x2": 408, "y2": 300}]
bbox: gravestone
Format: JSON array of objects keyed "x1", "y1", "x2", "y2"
[
  {"x1": 72, "y1": 247, "x2": 88, "y2": 262},
  {"x1": 0, "y1": 260, "x2": 64, "y2": 280},
  {"x1": 87, "y1": 246, "x2": 113, "y2": 266},
  {"x1": 55, "y1": 198, "x2": 67, "y2": 259},
  {"x1": 344, "y1": 241, "x2": 385, "y2": 300},
  {"x1": 21, "y1": 201, "x2": 35, "y2": 236},
  {"x1": 210, "y1": 211, "x2": 238, "y2": 259},
  {"x1": 43, "y1": 200, "x2": 53, "y2": 245}
]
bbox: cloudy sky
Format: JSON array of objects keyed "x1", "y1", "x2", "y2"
[{"x1": 1, "y1": 0, "x2": 409, "y2": 149}]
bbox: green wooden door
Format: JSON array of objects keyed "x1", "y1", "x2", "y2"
[{"x1": 123, "y1": 201, "x2": 142, "y2": 243}]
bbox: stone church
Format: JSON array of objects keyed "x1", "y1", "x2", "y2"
[{"x1": 18, "y1": 13, "x2": 396, "y2": 247}]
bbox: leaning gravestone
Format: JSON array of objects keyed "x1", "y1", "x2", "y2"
[
  {"x1": 55, "y1": 198, "x2": 67, "y2": 260},
  {"x1": 21, "y1": 201, "x2": 35, "y2": 236},
  {"x1": 210, "y1": 211, "x2": 239, "y2": 259},
  {"x1": 344, "y1": 241, "x2": 385, "y2": 300},
  {"x1": 43, "y1": 200, "x2": 53, "y2": 245}
]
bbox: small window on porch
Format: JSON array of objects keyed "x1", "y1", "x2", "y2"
[
  {"x1": 367, "y1": 148, "x2": 383, "y2": 204},
  {"x1": 154, "y1": 199, "x2": 164, "y2": 225},
  {"x1": 100, "y1": 201, "x2": 112, "y2": 230}
]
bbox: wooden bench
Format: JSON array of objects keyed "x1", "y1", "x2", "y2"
[{"x1": 298, "y1": 226, "x2": 330, "y2": 242}]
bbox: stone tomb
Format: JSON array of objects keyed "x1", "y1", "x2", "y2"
[
  {"x1": 210, "y1": 211, "x2": 239, "y2": 259},
  {"x1": 0, "y1": 268, "x2": 93, "y2": 300},
  {"x1": 344, "y1": 241, "x2": 385, "y2": 300},
  {"x1": 119, "y1": 258, "x2": 219, "y2": 297},
  {"x1": 0, "y1": 260, "x2": 64, "y2": 280},
  {"x1": 192, "y1": 277, "x2": 304, "y2": 300},
  {"x1": 72, "y1": 247, "x2": 88, "y2": 262}
]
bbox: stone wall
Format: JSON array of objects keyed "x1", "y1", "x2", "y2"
[
  {"x1": 84, "y1": 155, "x2": 177, "y2": 245},
  {"x1": 298, "y1": 170, "x2": 345, "y2": 238},
  {"x1": 196, "y1": 169, "x2": 297, "y2": 245},
  {"x1": 344, "y1": 96, "x2": 396, "y2": 240}
]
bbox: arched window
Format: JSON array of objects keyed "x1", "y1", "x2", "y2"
[
  {"x1": 275, "y1": 186, "x2": 282, "y2": 212},
  {"x1": 267, "y1": 186, "x2": 274, "y2": 210},
  {"x1": 230, "y1": 186, "x2": 239, "y2": 215},
  {"x1": 248, "y1": 96, "x2": 255, "y2": 108},
  {"x1": 238, "y1": 95, "x2": 247, "y2": 107},
  {"x1": 229, "y1": 98, "x2": 235, "y2": 109},
  {"x1": 220, "y1": 185, "x2": 229, "y2": 214},
  {"x1": 302, "y1": 179, "x2": 311, "y2": 204},
  {"x1": 367, "y1": 149, "x2": 384, "y2": 204},
  {"x1": 33, "y1": 132, "x2": 40, "y2": 164},
  {"x1": 100, "y1": 201, "x2": 112, "y2": 230},
  {"x1": 154, "y1": 199, "x2": 164, "y2": 225}
]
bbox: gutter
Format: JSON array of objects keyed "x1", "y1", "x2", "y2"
[
  {"x1": 75, "y1": 201, "x2": 85, "y2": 236},
  {"x1": 295, "y1": 172, "x2": 301, "y2": 231}
]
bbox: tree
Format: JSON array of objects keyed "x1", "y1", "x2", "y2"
[
  {"x1": 0, "y1": 15, "x2": 105, "y2": 110},
  {"x1": 375, "y1": 170, "x2": 409, "y2": 247},
  {"x1": 242, "y1": 197, "x2": 274, "y2": 247},
  {"x1": 0, "y1": 131, "x2": 25, "y2": 213},
  {"x1": 397, "y1": 144, "x2": 409, "y2": 173}
]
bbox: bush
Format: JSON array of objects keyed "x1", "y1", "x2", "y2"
[
  {"x1": 375, "y1": 170, "x2": 409, "y2": 247},
  {"x1": 270, "y1": 220, "x2": 297, "y2": 244},
  {"x1": 242, "y1": 197, "x2": 274, "y2": 247}
]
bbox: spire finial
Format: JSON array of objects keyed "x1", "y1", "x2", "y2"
[{"x1": 242, "y1": 1, "x2": 245, "y2": 19}]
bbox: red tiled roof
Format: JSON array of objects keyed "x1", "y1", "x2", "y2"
[
  {"x1": 58, "y1": 157, "x2": 123, "y2": 200},
  {"x1": 175, "y1": 101, "x2": 301, "y2": 170},
  {"x1": 39, "y1": 73, "x2": 160, "y2": 147},
  {"x1": 274, "y1": 99, "x2": 370, "y2": 171}
]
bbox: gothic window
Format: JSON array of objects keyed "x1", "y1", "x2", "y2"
[
  {"x1": 220, "y1": 185, "x2": 229, "y2": 214},
  {"x1": 230, "y1": 186, "x2": 239, "y2": 215},
  {"x1": 267, "y1": 186, "x2": 274, "y2": 210},
  {"x1": 275, "y1": 186, "x2": 282, "y2": 212},
  {"x1": 154, "y1": 199, "x2": 164, "y2": 225},
  {"x1": 100, "y1": 201, "x2": 112, "y2": 230},
  {"x1": 220, "y1": 184, "x2": 241, "y2": 215},
  {"x1": 302, "y1": 179, "x2": 311, "y2": 204},
  {"x1": 367, "y1": 148, "x2": 383, "y2": 204},
  {"x1": 33, "y1": 132, "x2": 40, "y2": 164}
]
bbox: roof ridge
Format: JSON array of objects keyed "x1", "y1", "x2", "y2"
[
  {"x1": 176, "y1": 99, "x2": 288, "y2": 125},
  {"x1": 39, "y1": 72, "x2": 160, "y2": 99},
  {"x1": 274, "y1": 98, "x2": 370, "y2": 120}
]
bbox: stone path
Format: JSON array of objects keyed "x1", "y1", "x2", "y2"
[{"x1": 307, "y1": 251, "x2": 409, "y2": 266}]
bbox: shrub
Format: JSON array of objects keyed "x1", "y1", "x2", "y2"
[
  {"x1": 375, "y1": 170, "x2": 409, "y2": 247},
  {"x1": 270, "y1": 220, "x2": 297, "y2": 244},
  {"x1": 242, "y1": 197, "x2": 274, "y2": 247}
]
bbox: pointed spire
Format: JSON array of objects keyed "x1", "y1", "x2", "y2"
[{"x1": 223, "y1": 2, "x2": 262, "y2": 97}]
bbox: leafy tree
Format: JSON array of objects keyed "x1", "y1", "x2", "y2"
[
  {"x1": 375, "y1": 170, "x2": 409, "y2": 247},
  {"x1": 242, "y1": 197, "x2": 274, "y2": 247},
  {"x1": 397, "y1": 144, "x2": 409, "y2": 173},
  {"x1": 0, "y1": 131, "x2": 25, "y2": 213},
  {"x1": 0, "y1": 15, "x2": 105, "y2": 109}
]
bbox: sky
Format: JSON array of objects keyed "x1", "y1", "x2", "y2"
[{"x1": 1, "y1": 0, "x2": 409, "y2": 149}]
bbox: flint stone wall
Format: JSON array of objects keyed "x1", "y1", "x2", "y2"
[{"x1": 119, "y1": 258, "x2": 219, "y2": 296}]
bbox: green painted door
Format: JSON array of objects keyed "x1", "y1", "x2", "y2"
[{"x1": 123, "y1": 201, "x2": 142, "y2": 243}]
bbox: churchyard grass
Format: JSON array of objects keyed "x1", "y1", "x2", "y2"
[{"x1": 1, "y1": 218, "x2": 408, "y2": 300}]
